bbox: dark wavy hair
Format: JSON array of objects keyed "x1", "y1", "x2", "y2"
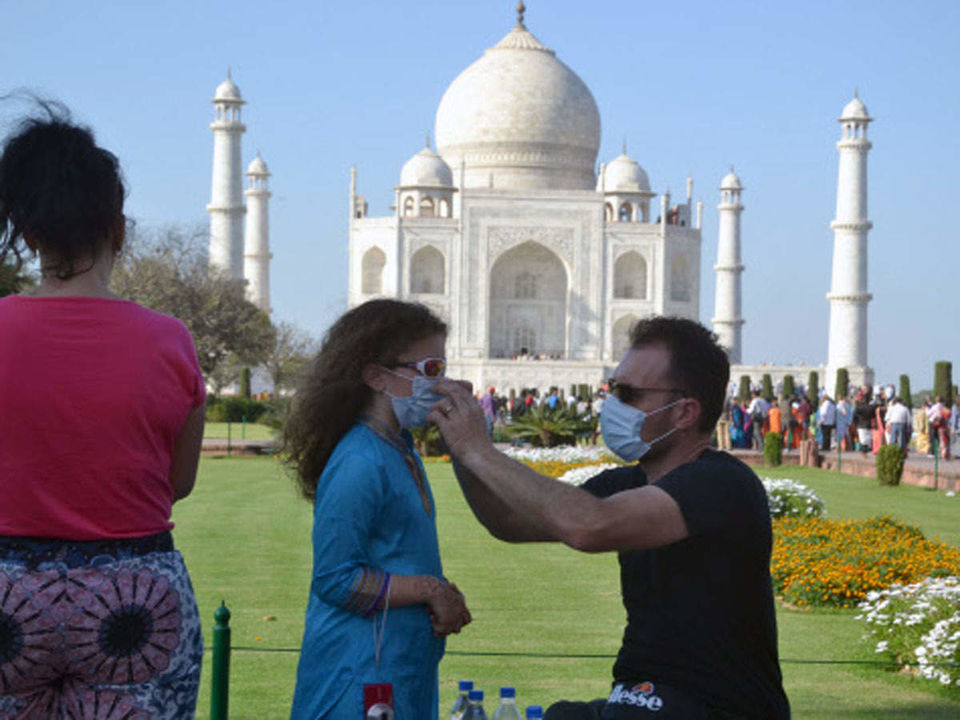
[
  {"x1": 283, "y1": 299, "x2": 447, "y2": 501},
  {"x1": 0, "y1": 99, "x2": 126, "y2": 280},
  {"x1": 629, "y1": 316, "x2": 730, "y2": 433}
]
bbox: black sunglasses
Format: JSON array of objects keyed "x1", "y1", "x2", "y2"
[{"x1": 608, "y1": 378, "x2": 685, "y2": 406}]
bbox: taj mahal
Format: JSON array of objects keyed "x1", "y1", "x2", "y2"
[{"x1": 207, "y1": 3, "x2": 875, "y2": 397}]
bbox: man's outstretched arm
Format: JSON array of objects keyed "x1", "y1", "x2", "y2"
[
  {"x1": 450, "y1": 459, "x2": 554, "y2": 543},
  {"x1": 430, "y1": 381, "x2": 689, "y2": 552}
]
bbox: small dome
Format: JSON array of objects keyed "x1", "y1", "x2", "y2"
[
  {"x1": 247, "y1": 154, "x2": 269, "y2": 175},
  {"x1": 720, "y1": 170, "x2": 742, "y2": 190},
  {"x1": 214, "y1": 76, "x2": 243, "y2": 102},
  {"x1": 599, "y1": 153, "x2": 650, "y2": 193},
  {"x1": 840, "y1": 95, "x2": 870, "y2": 121},
  {"x1": 400, "y1": 146, "x2": 453, "y2": 188}
]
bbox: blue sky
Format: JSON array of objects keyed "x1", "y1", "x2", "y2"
[{"x1": 4, "y1": 0, "x2": 958, "y2": 390}]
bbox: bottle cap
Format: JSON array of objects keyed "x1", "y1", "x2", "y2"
[
  {"x1": 500, "y1": 687, "x2": 516, "y2": 698},
  {"x1": 469, "y1": 690, "x2": 484, "y2": 702},
  {"x1": 459, "y1": 680, "x2": 474, "y2": 691},
  {"x1": 526, "y1": 707, "x2": 543, "y2": 719}
]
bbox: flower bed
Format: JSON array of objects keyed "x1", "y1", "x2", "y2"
[
  {"x1": 762, "y1": 477, "x2": 825, "y2": 519},
  {"x1": 772, "y1": 516, "x2": 960, "y2": 609},
  {"x1": 858, "y1": 576, "x2": 960, "y2": 691},
  {"x1": 504, "y1": 446, "x2": 617, "y2": 464}
]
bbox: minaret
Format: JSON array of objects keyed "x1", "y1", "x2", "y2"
[
  {"x1": 207, "y1": 70, "x2": 246, "y2": 279},
  {"x1": 243, "y1": 152, "x2": 272, "y2": 313},
  {"x1": 712, "y1": 168, "x2": 745, "y2": 363},
  {"x1": 827, "y1": 92, "x2": 873, "y2": 388}
]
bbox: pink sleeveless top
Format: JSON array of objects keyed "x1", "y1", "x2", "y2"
[{"x1": 0, "y1": 296, "x2": 205, "y2": 540}]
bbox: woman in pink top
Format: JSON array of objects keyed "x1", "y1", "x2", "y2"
[{"x1": 0, "y1": 106, "x2": 206, "y2": 718}]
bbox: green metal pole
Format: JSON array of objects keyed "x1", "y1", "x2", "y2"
[
  {"x1": 227, "y1": 422, "x2": 232, "y2": 457},
  {"x1": 210, "y1": 601, "x2": 231, "y2": 720},
  {"x1": 242, "y1": 415, "x2": 247, "y2": 440},
  {"x1": 837, "y1": 438, "x2": 841, "y2": 474}
]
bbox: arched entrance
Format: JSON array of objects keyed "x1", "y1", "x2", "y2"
[{"x1": 489, "y1": 241, "x2": 567, "y2": 358}]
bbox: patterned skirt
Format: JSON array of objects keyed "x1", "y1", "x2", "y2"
[{"x1": 0, "y1": 532, "x2": 203, "y2": 719}]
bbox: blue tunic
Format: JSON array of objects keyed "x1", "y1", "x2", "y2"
[{"x1": 290, "y1": 421, "x2": 445, "y2": 720}]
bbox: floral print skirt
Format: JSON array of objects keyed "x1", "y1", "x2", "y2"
[{"x1": 0, "y1": 532, "x2": 202, "y2": 719}]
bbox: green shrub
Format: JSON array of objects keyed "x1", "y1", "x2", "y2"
[
  {"x1": 206, "y1": 396, "x2": 268, "y2": 423},
  {"x1": 507, "y1": 404, "x2": 588, "y2": 447},
  {"x1": 764, "y1": 432, "x2": 783, "y2": 466},
  {"x1": 783, "y1": 375, "x2": 795, "y2": 398},
  {"x1": 761, "y1": 374, "x2": 773, "y2": 402},
  {"x1": 807, "y1": 371, "x2": 819, "y2": 402},
  {"x1": 411, "y1": 424, "x2": 444, "y2": 457},
  {"x1": 258, "y1": 398, "x2": 289, "y2": 430},
  {"x1": 934, "y1": 361, "x2": 953, "y2": 406},
  {"x1": 835, "y1": 367, "x2": 849, "y2": 400},
  {"x1": 876, "y1": 444, "x2": 906, "y2": 486},
  {"x1": 899, "y1": 374, "x2": 912, "y2": 409},
  {"x1": 738, "y1": 374, "x2": 752, "y2": 403}
]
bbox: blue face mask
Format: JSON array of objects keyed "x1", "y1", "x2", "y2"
[
  {"x1": 600, "y1": 394, "x2": 684, "y2": 462},
  {"x1": 384, "y1": 371, "x2": 444, "y2": 429}
]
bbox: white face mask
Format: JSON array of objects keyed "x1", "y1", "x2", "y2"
[
  {"x1": 383, "y1": 370, "x2": 444, "y2": 429},
  {"x1": 600, "y1": 394, "x2": 684, "y2": 462}
]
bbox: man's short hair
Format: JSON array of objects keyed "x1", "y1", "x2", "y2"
[{"x1": 628, "y1": 316, "x2": 730, "y2": 433}]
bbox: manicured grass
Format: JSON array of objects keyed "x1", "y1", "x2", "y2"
[
  {"x1": 203, "y1": 421, "x2": 277, "y2": 441},
  {"x1": 171, "y1": 458, "x2": 960, "y2": 719}
]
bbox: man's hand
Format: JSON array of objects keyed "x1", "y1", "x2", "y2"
[{"x1": 429, "y1": 379, "x2": 493, "y2": 460}]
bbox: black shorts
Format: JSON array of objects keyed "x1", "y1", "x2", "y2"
[{"x1": 544, "y1": 681, "x2": 743, "y2": 720}]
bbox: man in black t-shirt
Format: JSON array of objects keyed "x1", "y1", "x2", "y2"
[{"x1": 431, "y1": 317, "x2": 790, "y2": 719}]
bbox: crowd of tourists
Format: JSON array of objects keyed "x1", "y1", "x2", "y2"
[{"x1": 719, "y1": 382, "x2": 957, "y2": 460}]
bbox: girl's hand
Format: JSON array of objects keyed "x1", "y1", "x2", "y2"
[{"x1": 426, "y1": 579, "x2": 472, "y2": 637}]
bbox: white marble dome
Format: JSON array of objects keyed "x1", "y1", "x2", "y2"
[
  {"x1": 600, "y1": 153, "x2": 650, "y2": 193},
  {"x1": 400, "y1": 146, "x2": 453, "y2": 188},
  {"x1": 214, "y1": 76, "x2": 243, "y2": 102},
  {"x1": 247, "y1": 154, "x2": 269, "y2": 175},
  {"x1": 435, "y1": 22, "x2": 601, "y2": 191},
  {"x1": 720, "y1": 170, "x2": 742, "y2": 190},
  {"x1": 840, "y1": 95, "x2": 870, "y2": 121}
]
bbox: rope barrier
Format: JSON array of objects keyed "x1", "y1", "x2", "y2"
[{"x1": 222, "y1": 645, "x2": 960, "y2": 668}]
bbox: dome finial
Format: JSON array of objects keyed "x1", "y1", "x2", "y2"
[
  {"x1": 854, "y1": 85, "x2": 859, "y2": 99},
  {"x1": 622, "y1": 137, "x2": 627, "y2": 155},
  {"x1": 426, "y1": 131, "x2": 432, "y2": 149},
  {"x1": 516, "y1": 1, "x2": 526, "y2": 27},
  {"x1": 227, "y1": 66, "x2": 232, "y2": 81}
]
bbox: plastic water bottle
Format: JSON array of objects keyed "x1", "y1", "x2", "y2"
[
  {"x1": 450, "y1": 680, "x2": 474, "y2": 720},
  {"x1": 462, "y1": 689, "x2": 488, "y2": 720},
  {"x1": 492, "y1": 687, "x2": 521, "y2": 720},
  {"x1": 525, "y1": 707, "x2": 544, "y2": 720}
]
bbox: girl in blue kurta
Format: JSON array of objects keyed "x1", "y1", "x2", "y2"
[{"x1": 286, "y1": 300, "x2": 471, "y2": 720}]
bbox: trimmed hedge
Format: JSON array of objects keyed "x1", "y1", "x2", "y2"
[
  {"x1": 835, "y1": 367, "x2": 849, "y2": 400},
  {"x1": 876, "y1": 444, "x2": 906, "y2": 486},
  {"x1": 808, "y1": 371, "x2": 819, "y2": 402},
  {"x1": 764, "y1": 432, "x2": 783, "y2": 466},
  {"x1": 206, "y1": 396, "x2": 268, "y2": 423},
  {"x1": 761, "y1": 374, "x2": 773, "y2": 402},
  {"x1": 738, "y1": 374, "x2": 752, "y2": 403},
  {"x1": 782, "y1": 375, "x2": 795, "y2": 398},
  {"x1": 899, "y1": 374, "x2": 912, "y2": 409},
  {"x1": 934, "y1": 361, "x2": 953, "y2": 406}
]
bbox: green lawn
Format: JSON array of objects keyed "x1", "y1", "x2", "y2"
[
  {"x1": 203, "y1": 422, "x2": 277, "y2": 441},
  {"x1": 171, "y1": 458, "x2": 960, "y2": 719}
]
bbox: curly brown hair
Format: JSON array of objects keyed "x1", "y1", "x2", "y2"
[{"x1": 283, "y1": 299, "x2": 447, "y2": 501}]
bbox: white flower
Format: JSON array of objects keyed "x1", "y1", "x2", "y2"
[{"x1": 557, "y1": 464, "x2": 621, "y2": 486}]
